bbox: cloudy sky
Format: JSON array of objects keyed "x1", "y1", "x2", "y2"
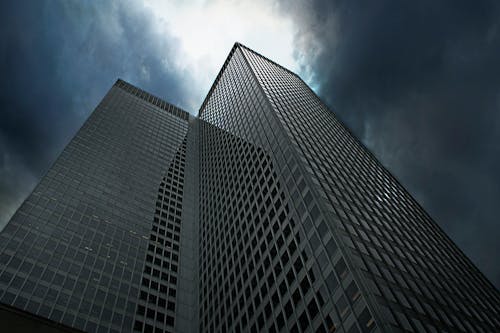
[{"x1": 1, "y1": 1, "x2": 499, "y2": 288}]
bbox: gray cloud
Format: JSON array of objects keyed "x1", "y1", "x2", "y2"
[
  {"x1": 0, "y1": 1, "x2": 194, "y2": 229},
  {"x1": 284, "y1": 0, "x2": 500, "y2": 287}
]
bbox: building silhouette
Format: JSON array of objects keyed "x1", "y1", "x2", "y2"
[{"x1": 1, "y1": 43, "x2": 499, "y2": 333}]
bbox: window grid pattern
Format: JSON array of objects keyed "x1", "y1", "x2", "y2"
[
  {"x1": 115, "y1": 79, "x2": 189, "y2": 121},
  {"x1": 199, "y1": 122, "x2": 319, "y2": 333},
  {"x1": 199, "y1": 47, "x2": 376, "y2": 333},
  {"x1": 133, "y1": 137, "x2": 187, "y2": 333},
  {"x1": 241, "y1": 45, "x2": 500, "y2": 332},
  {"x1": 0, "y1": 83, "x2": 189, "y2": 333}
]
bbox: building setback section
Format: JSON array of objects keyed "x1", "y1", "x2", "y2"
[{"x1": 1, "y1": 43, "x2": 500, "y2": 333}]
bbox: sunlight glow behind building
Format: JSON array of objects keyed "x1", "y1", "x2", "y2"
[{"x1": 143, "y1": 0, "x2": 303, "y2": 109}]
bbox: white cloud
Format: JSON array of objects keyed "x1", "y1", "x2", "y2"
[{"x1": 141, "y1": 0, "x2": 301, "y2": 109}]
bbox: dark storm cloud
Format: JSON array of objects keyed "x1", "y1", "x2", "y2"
[
  {"x1": 284, "y1": 0, "x2": 500, "y2": 287},
  {"x1": 0, "y1": 1, "x2": 193, "y2": 228}
]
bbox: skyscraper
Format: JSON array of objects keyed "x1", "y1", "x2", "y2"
[
  {"x1": 1, "y1": 43, "x2": 499, "y2": 333},
  {"x1": 0, "y1": 80, "x2": 198, "y2": 333}
]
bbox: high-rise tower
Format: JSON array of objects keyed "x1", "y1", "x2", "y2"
[
  {"x1": 1, "y1": 43, "x2": 499, "y2": 333},
  {"x1": 197, "y1": 43, "x2": 500, "y2": 333},
  {"x1": 0, "y1": 80, "x2": 198, "y2": 333}
]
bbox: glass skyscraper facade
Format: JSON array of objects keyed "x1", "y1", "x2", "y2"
[
  {"x1": 0, "y1": 80, "x2": 196, "y2": 333},
  {"x1": 1, "y1": 43, "x2": 499, "y2": 333}
]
